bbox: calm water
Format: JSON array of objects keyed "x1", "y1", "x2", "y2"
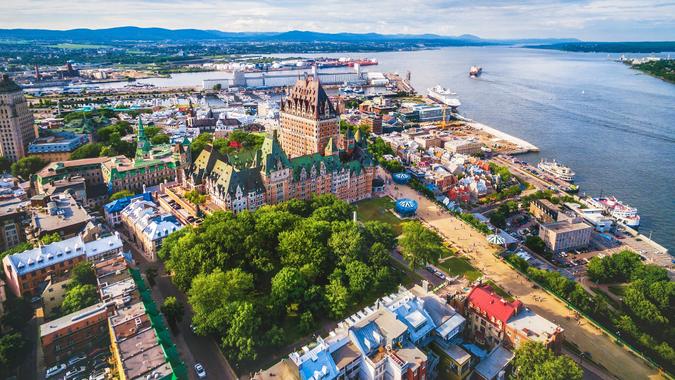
[
  {"x1": 79, "y1": 47, "x2": 675, "y2": 252},
  {"x1": 366, "y1": 47, "x2": 675, "y2": 253}
]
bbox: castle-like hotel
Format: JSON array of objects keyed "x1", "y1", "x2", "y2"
[{"x1": 183, "y1": 77, "x2": 376, "y2": 212}]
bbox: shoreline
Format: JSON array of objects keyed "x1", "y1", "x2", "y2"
[{"x1": 453, "y1": 114, "x2": 540, "y2": 154}]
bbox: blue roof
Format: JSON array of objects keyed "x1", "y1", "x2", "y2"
[
  {"x1": 297, "y1": 348, "x2": 339, "y2": 380},
  {"x1": 351, "y1": 320, "x2": 384, "y2": 356},
  {"x1": 104, "y1": 192, "x2": 152, "y2": 214},
  {"x1": 393, "y1": 299, "x2": 435, "y2": 344}
]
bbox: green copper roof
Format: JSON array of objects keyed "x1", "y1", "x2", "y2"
[{"x1": 0, "y1": 75, "x2": 21, "y2": 94}]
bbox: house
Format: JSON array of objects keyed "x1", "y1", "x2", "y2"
[{"x1": 119, "y1": 198, "x2": 182, "y2": 261}]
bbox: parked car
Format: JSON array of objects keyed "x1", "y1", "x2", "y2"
[
  {"x1": 64, "y1": 366, "x2": 86, "y2": 380},
  {"x1": 67, "y1": 353, "x2": 87, "y2": 367},
  {"x1": 46, "y1": 363, "x2": 66, "y2": 379},
  {"x1": 194, "y1": 363, "x2": 207, "y2": 379}
]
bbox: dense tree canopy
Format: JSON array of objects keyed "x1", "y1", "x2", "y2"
[
  {"x1": 512, "y1": 341, "x2": 582, "y2": 380},
  {"x1": 160, "y1": 195, "x2": 399, "y2": 363},
  {"x1": 109, "y1": 189, "x2": 135, "y2": 201},
  {"x1": 399, "y1": 221, "x2": 444, "y2": 269},
  {"x1": 71, "y1": 260, "x2": 97, "y2": 286},
  {"x1": 61, "y1": 284, "x2": 99, "y2": 314},
  {"x1": 11, "y1": 155, "x2": 47, "y2": 180},
  {"x1": 0, "y1": 332, "x2": 28, "y2": 378},
  {"x1": 70, "y1": 143, "x2": 103, "y2": 159}
]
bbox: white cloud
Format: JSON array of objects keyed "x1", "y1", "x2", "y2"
[{"x1": 1, "y1": 0, "x2": 673, "y2": 40}]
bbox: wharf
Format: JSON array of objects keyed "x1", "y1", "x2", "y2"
[{"x1": 453, "y1": 115, "x2": 539, "y2": 154}]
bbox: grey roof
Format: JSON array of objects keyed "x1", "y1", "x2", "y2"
[
  {"x1": 475, "y1": 346, "x2": 514, "y2": 380},
  {"x1": 40, "y1": 302, "x2": 107, "y2": 337}
]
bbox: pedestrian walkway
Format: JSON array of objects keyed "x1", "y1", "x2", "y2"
[{"x1": 388, "y1": 184, "x2": 665, "y2": 380}]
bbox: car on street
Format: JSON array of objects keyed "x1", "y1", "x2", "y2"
[
  {"x1": 46, "y1": 364, "x2": 66, "y2": 378},
  {"x1": 194, "y1": 363, "x2": 207, "y2": 379}
]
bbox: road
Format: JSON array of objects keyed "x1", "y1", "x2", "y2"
[
  {"x1": 120, "y1": 232, "x2": 238, "y2": 380},
  {"x1": 388, "y1": 184, "x2": 665, "y2": 380}
]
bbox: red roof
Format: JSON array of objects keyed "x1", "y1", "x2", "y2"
[{"x1": 467, "y1": 285, "x2": 522, "y2": 325}]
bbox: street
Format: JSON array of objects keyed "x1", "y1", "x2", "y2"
[{"x1": 119, "y1": 232, "x2": 238, "y2": 380}]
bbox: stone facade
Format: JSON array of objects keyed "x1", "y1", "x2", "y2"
[{"x1": 0, "y1": 75, "x2": 35, "y2": 162}]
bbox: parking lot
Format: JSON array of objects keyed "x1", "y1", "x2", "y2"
[{"x1": 45, "y1": 348, "x2": 112, "y2": 380}]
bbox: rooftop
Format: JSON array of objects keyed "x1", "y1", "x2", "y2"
[
  {"x1": 109, "y1": 301, "x2": 147, "y2": 327},
  {"x1": 112, "y1": 313, "x2": 152, "y2": 342},
  {"x1": 40, "y1": 302, "x2": 107, "y2": 338},
  {"x1": 31, "y1": 193, "x2": 92, "y2": 234},
  {"x1": 117, "y1": 328, "x2": 160, "y2": 361},
  {"x1": 506, "y1": 308, "x2": 561, "y2": 343},
  {"x1": 542, "y1": 220, "x2": 592, "y2": 233},
  {"x1": 474, "y1": 345, "x2": 514, "y2": 380},
  {"x1": 0, "y1": 74, "x2": 21, "y2": 94},
  {"x1": 121, "y1": 199, "x2": 182, "y2": 241},
  {"x1": 121, "y1": 343, "x2": 172, "y2": 380},
  {"x1": 100, "y1": 277, "x2": 138, "y2": 307},
  {"x1": 330, "y1": 343, "x2": 360, "y2": 370},
  {"x1": 440, "y1": 343, "x2": 472, "y2": 365},
  {"x1": 5, "y1": 233, "x2": 122, "y2": 276},
  {"x1": 467, "y1": 285, "x2": 523, "y2": 326},
  {"x1": 36, "y1": 156, "x2": 110, "y2": 178}
]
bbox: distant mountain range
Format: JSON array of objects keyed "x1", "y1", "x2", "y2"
[{"x1": 0, "y1": 26, "x2": 581, "y2": 45}]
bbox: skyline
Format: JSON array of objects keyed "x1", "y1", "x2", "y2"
[{"x1": 3, "y1": 0, "x2": 675, "y2": 42}]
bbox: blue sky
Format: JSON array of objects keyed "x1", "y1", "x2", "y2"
[{"x1": 3, "y1": 0, "x2": 674, "y2": 41}]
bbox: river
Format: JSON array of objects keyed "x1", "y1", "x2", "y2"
[{"x1": 66, "y1": 47, "x2": 675, "y2": 253}]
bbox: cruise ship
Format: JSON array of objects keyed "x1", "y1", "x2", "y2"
[
  {"x1": 427, "y1": 85, "x2": 461, "y2": 109},
  {"x1": 537, "y1": 159, "x2": 575, "y2": 182},
  {"x1": 588, "y1": 196, "x2": 641, "y2": 227}
]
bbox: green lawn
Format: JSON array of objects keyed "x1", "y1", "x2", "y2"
[
  {"x1": 608, "y1": 284, "x2": 627, "y2": 297},
  {"x1": 355, "y1": 197, "x2": 403, "y2": 235},
  {"x1": 437, "y1": 257, "x2": 482, "y2": 281},
  {"x1": 50, "y1": 43, "x2": 112, "y2": 49},
  {"x1": 484, "y1": 279, "x2": 514, "y2": 301}
]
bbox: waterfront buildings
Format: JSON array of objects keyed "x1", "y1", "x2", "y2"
[
  {"x1": 463, "y1": 285, "x2": 563, "y2": 351},
  {"x1": 2, "y1": 233, "x2": 123, "y2": 296},
  {"x1": 0, "y1": 74, "x2": 35, "y2": 162},
  {"x1": 119, "y1": 198, "x2": 182, "y2": 261},
  {"x1": 539, "y1": 220, "x2": 593, "y2": 253},
  {"x1": 27, "y1": 131, "x2": 89, "y2": 161}
]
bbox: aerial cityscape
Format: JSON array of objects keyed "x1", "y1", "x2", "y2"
[{"x1": 0, "y1": 1, "x2": 673, "y2": 380}]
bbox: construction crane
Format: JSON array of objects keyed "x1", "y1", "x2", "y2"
[{"x1": 440, "y1": 105, "x2": 448, "y2": 129}]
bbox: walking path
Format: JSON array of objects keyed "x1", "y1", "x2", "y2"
[{"x1": 388, "y1": 185, "x2": 665, "y2": 380}]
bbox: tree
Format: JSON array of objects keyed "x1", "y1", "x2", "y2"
[
  {"x1": 368, "y1": 242, "x2": 391, "y2": 268},
  {"x1": 151, "y1": 133, "x2": 170, "y2": 145},
  {"x1": 213, "y1": 83, "x2": 222, "y2": 91},
  {"x1": 264, "y1": 325, "x2": 285, "y2": 347},
  {"x1": 399, "y1": 221, "x2": 444, "y2": 269},
  {"x1": 109, "y1": 189, "x2": 135, "y2": 201},
  {"x1": 524, "y1": 236, "x2": 548, "y2": 256},
  {"x1": 329, "y1": 221, "x2": 364, "y2": 265},
  {"x1": 0, "y1": 157, "x2": 11, "y2": 173},
  {"x1": 61, "y1": 284, "x2": 99, "y2": 314},
  {"x1": 40, "y1": 232, "x2": 61, "y2": 245},
  {"x1": 363, "y1": 221, "x2": 396, "y2": 249},
  {"x1": 161, "y1": 296, "x2": 185, "y2": 327},
  {"x1": 185, "y1": 189, "x2": 206, "y2": 205},
  {"x1": 190, "y1": 133, "x2": 213, "y2": 158},
  {"x1": 69, "y1": 143, "x2": 103, "y2": 159},
  {"x1": 1, "y1": 297, "x2": 33, "y2": 331},
  {"x1": 325, "y1": 271, "x2": 349, "y2": 318},
  {"x1": 11, "y1": 156, "x2": 47, "y2": 179},
  {"x1": 0, "y1": 241, "x2": 32, "y2": 261},
  {"x1": 221, "y1": 301, "x2": 260, "y2": 361},
  {"x1": 345, "y1": 261, "x2": 372, "y2": 299},
  {"x1": 71, "y1": 260, "x2": 96, "y2": 286},
  {"x1": 271, "y1": 267, "x2": 307, "y2": 313},
  {"x1": 299, "y1": 310, "x2": 314, "y2": 334},
  {"x1": 512, "y1": 341, "x2": 582, "y2": 380},
  {"x1": 0, "y1": 332, "x2": 28, "y2": 377}
]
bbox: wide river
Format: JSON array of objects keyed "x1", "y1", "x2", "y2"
[{"x1": 109, "y1": 47, "x2": 675, "y2": 253}]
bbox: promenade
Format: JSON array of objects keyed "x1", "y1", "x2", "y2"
[{"x1": 388, "y1": 184, "x2": 665, "y2": 380}]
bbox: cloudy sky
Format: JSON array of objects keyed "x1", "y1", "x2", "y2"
[{"x1": 3, "y1": 0, "x2": 674, "y2": 41}]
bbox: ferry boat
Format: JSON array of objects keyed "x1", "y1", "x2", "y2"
[
  {"x1": 469, "y1": 66, "x2": 482, "y2": 77},
  {"x1": 588, "y1": 196, "x2": 641, "y2": 227},
  {"x1": 537, "y1": 159, "x2": 575, "y2": 182},
  {"x1": 427, "y1": 85, "x2": 461, "y2": 109}
]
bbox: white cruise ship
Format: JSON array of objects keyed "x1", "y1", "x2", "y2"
[
  {"x1": 427, "y1": 85, "x2": 461, "y2": 109},
  {"x1": 588, "y1": 196, "x2": 641, "y2": 227},
  {"x1": 537, "y1": 159, "x2": 575, "y2": 182}
]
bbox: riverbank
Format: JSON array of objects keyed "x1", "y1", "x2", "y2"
[{"x1": 453, "y1": 114, "x2": 540, "y2": 154}]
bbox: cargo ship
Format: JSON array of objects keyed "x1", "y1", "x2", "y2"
[
  {"x1": 588, "y1": 196, "x2": 641, "y2": 227},
  {"x1": 427, "y1": 85, "x2": 461, "y2": 109},
  {"x1": 469, "y1": 66, "x2": 482, "y2": 77},
  {"x1": 537, "y1": 159, "x2": 575, "y2": 182}
]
